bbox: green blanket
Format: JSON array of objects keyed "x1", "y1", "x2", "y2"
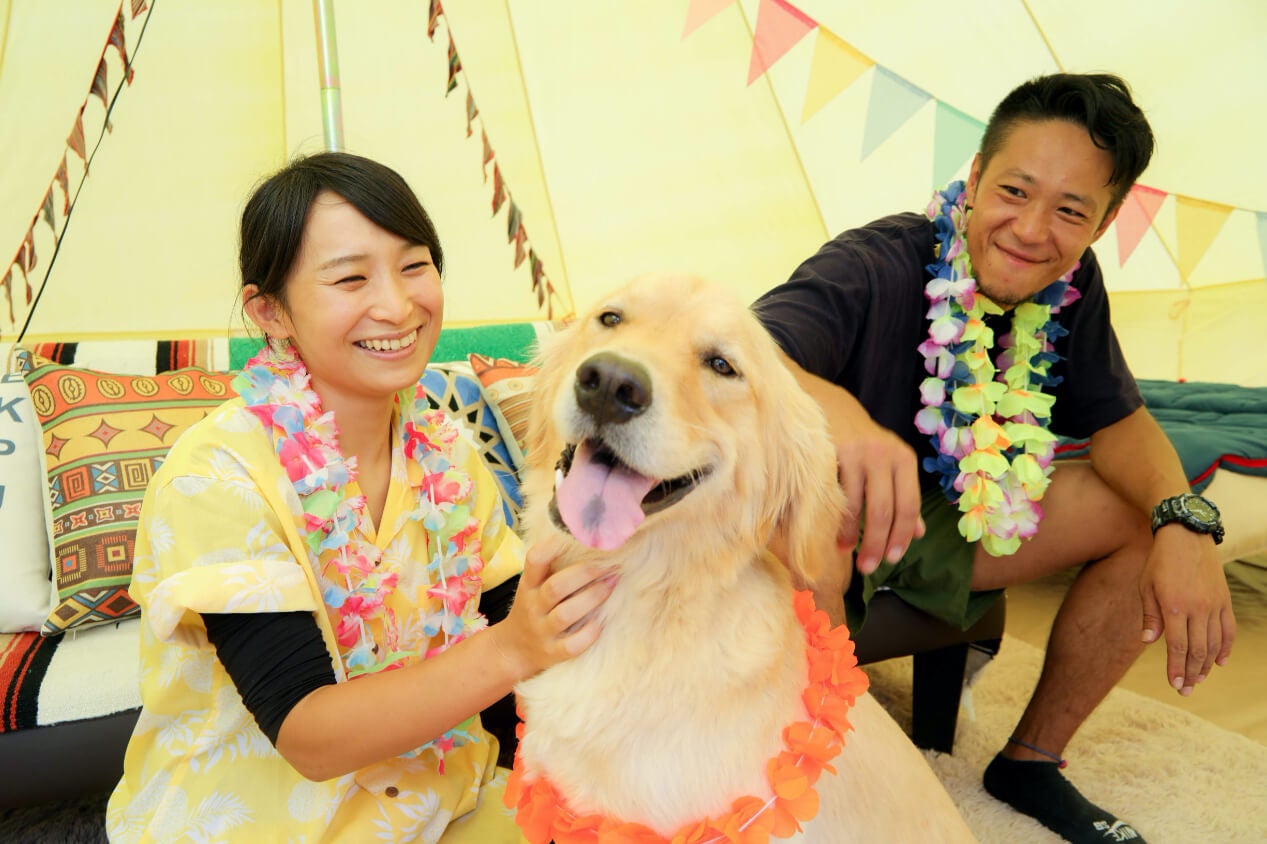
[{"x1": 1056, "y1": 379, "x2": 1267, "y2": 492}]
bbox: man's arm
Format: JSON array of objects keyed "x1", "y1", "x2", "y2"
[
  {"x1": 778, "y1": 351, "x2": 925, "y2": 578},
  {"x1": 1087, "y1": 406, "x2": 1235, "y2": 694}
]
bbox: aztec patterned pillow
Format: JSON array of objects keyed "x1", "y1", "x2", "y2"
[{"x1": 24, "y1": 359, "x2": 236, "y2": 636}]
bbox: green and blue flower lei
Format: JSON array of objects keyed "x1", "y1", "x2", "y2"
[{"x1": 914, "y1": 181, "x2": 1081, "y2": 555}]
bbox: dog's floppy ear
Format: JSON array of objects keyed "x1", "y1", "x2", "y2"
[{"x1": 752, "y1": 342, "x2": 848, "y2": 588}]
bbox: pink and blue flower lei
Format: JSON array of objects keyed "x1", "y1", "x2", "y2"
[
  {"x1": 914, "y1": 181, "x2": 1081, "y2": 556},
  {"x1": 233, "y1": 341, "x2": 487, "y2": 762}
]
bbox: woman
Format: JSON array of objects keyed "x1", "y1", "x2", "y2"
[{"x1": 107, "y1": 152, "x2": 615, "y2": 842}]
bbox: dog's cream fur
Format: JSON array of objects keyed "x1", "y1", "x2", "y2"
[{"x1": 516, "y1": 273, "x2": 975, "y2": 842}]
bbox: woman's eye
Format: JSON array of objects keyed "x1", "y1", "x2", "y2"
[
  {"x1": 599, "y1": 310, "x2": 621, "y2": 327},
  {"x1": 336, "y1": 275, "x2": 366, "y2": 285},
  {"x1": 403, "y1": 261, "x2": 431, "y2": 272},
  {"x1": 708, "y1": 356, "x2": 737, "y2": 377}
]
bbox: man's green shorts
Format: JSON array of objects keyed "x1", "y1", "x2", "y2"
[{"x1": 843, "y1": 486, "x2": 1004, "y2": 634}]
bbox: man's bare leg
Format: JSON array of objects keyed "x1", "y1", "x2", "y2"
[{"x1": 970, "y1": 463, "x2": 1152, "y2": 842}]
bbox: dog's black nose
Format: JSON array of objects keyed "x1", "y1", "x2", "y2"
[{"x1": 574, "y1": 352, "x2": 652, "y2": 426}]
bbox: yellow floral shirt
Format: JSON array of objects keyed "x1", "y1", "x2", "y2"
[{"x1": 107, "y1": 398, "x2": 524, "y2": 843}]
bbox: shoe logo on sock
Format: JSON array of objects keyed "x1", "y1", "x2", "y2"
[{"x1": 1094, "y1": 820, "x2": 1140, "y2": 841}]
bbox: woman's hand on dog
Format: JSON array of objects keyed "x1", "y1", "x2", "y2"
[{"x1": 491, "y1": 541, "x2": 618, "y2": 682}]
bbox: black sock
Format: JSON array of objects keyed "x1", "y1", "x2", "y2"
[{"x1": 983, "y1": 753, "x2": 1146, "y2": 843}]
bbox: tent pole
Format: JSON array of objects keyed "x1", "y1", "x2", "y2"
[{"x1": 312, "y1": 0, "x2": 344, "y2": 151}]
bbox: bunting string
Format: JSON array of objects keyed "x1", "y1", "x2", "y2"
[
  {"x1": 685, "y1": 0, "x2": 1266, "y2": 286},
  {"x1": 3, "y1": 1, "x2": 155, "y2": 339},
  {"x1": 425, "y1": 0, "x2": 568, "y2": 319}
]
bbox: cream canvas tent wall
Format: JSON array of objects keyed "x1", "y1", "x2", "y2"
[{"x1": 3, "y1": 0, "x2": 1266, "y2": 385}]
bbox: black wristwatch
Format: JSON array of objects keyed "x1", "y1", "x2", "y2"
[{"x1": 1150, "y1": 494, "x2": 1224, "y2": 545}]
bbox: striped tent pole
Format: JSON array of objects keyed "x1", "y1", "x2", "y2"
[{"x1": 312, "y1": 0, "x2": 345, "y2": 151}]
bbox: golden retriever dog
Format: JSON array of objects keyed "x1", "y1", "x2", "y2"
[{"x1": 507, "y1": 273, "x2": 974, "y2": 842}]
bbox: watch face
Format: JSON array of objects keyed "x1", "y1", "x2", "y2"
[{"x1": 1185, "y1": 496, "x2": 1218, "y2": 523}]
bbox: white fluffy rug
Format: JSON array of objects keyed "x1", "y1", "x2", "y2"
[{"x1": 864, "y1": 636, "x2": 1267, "y2": 843}]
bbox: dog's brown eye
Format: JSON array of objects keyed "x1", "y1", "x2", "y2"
[
  {"x1": 708, "y1": 356, "x2": 738, "y2": 377},
  {"x1": 598, "y1": 310, "x2": 622, "y2": 327}
]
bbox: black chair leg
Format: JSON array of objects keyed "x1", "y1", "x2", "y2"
[{"x1": 911, "y1": 642, "x2": 969, "y2": 753}]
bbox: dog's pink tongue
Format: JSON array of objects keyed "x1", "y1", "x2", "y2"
[{"x1": 556, "y1": 442, "x2": 657, "y2": 550}]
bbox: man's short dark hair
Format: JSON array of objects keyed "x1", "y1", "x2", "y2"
[{"x1": 979, "y1": 73, "x2": 1155, "y2": 213}]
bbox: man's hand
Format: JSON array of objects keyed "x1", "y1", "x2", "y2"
[
  {"x1": 1089, "y1": 409, "x2": 1237, "y2": 697},
  {"x1": 777, "y1": 352, "x2": 925, "y2": 577},
  {"x1": 835, "y1": 412, "x2": 925, "y2": 575},
  {"x1": 1139, "y1": 525, "x2": 1236, "y2": 695}
]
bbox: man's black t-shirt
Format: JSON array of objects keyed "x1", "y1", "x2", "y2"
[{"x1": 753, "y1": 213, "x2": 1142, "y2": 491}]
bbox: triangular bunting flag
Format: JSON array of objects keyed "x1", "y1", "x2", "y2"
[
  {"x1": 1174, "y1": 195, "x2": 1234, "y2": 282},
  {"x1": 491, "y1": 164, "x2": 506, "y2": 214},
  {"x1": 1114, "y1": 184, "x2": 1167, "y2": 267},
  {"x1": 513, "y1": 225, "x2": 528, "y2": 268},
  {"x1": 427, "y1": 0, "x2": 444, "y2": 39},
  {"x1": 108, "y1": 12, "x2": 135, "y2": 85},
  {"x1": 529, "y1": 250, "x2": 547, "y2": 310},
  {"x1": 16, "y1": 230, "x2": 35, "y2": 307},
  {"x1": 108, "y1": 12, "x2": 126, "y2": 56},
  {"x1": 90, "y1": 58, "x2": 109, "y2": 109},
  {"x1": 68, "y1": 109, "x2": 88, "y2": 166},
  {"x1": 932, "y1": 101, "x2": 984, "y2": 187},
  {"x1": 529, "y1": 249, "x2": 543, "y2": 291},
  {"x1": 481, "y1": 130, "x2": 493, "y2": 181},
  {"x1": 506, "y1": 201, "x2": 523, "y2": 243},
  {"x1": 747, "y1": 0, "x2": 816, "y2": 85},
  {"x1": 57, "y1": 156, "x2": 70, "y2": 213},
  {"x1": 682, "y1": 0, "x2": 734, "y2": 38},
  {"x1": 861, "y1": 67, "x2": 931, "y2": 160},
  {"x1": 800, "y1": 27, "x2": 871, "y2": 122},
  {"x1": 41, "y1": 189, "x2": 56, "y2": 232},
  {"x1": 465, "y1": 90, "x2": 478, "y2": 137},
  {"x1": 1257, "y1": 211, "x2": 1267, "y2": 282},
  {"x1": 446, "y1": 35, "x2": 461, "y2": 95},
  {"x1": 130, "y1": 0, "x2": 148, "y2": 19},
  {"x1": 23, "y1": 227, "x2": 37, "y2": 274}
]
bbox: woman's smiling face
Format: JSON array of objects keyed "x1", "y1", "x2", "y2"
[{"x1": 247, "y1": 190, "x2": 443, "y2": 418}]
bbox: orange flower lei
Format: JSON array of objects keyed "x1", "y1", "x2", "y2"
[{"x1": 504, "y1": 591, "x2": 870, "y2": 843}]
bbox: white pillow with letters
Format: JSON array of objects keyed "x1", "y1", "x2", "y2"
[{"x1": 0, "y1": 372, "x2": 55, "y2": 632}]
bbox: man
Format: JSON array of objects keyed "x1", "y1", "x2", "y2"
[{"x1": 755, "y1": 73, "x2": 1235, "y2": 844}]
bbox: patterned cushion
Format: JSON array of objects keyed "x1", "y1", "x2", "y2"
[
  {"x1": 25, "y1": 359, "x2": 236, "y2": 636},
  {"x1": 468, "y1": 355, "x2": 539, "y2": 472},
  {"x1": 421, "y1": 362, "x2": 523, "y2": 533}
]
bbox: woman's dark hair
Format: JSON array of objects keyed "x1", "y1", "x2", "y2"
[
  {"x1": 239, "y1": 152, "x2": 443, "y2": 311},
  {"x1": 979, "y1": 73, "x2": 1155, "y2": 213}
]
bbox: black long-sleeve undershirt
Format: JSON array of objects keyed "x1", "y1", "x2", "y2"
[{"x1": 201, "y1": 574, "x2": 521, "y2": 756}]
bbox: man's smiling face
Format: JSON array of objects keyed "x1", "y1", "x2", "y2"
[{"x1": 964, "y1": 119, "x2": 1120, "y2": 308}]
